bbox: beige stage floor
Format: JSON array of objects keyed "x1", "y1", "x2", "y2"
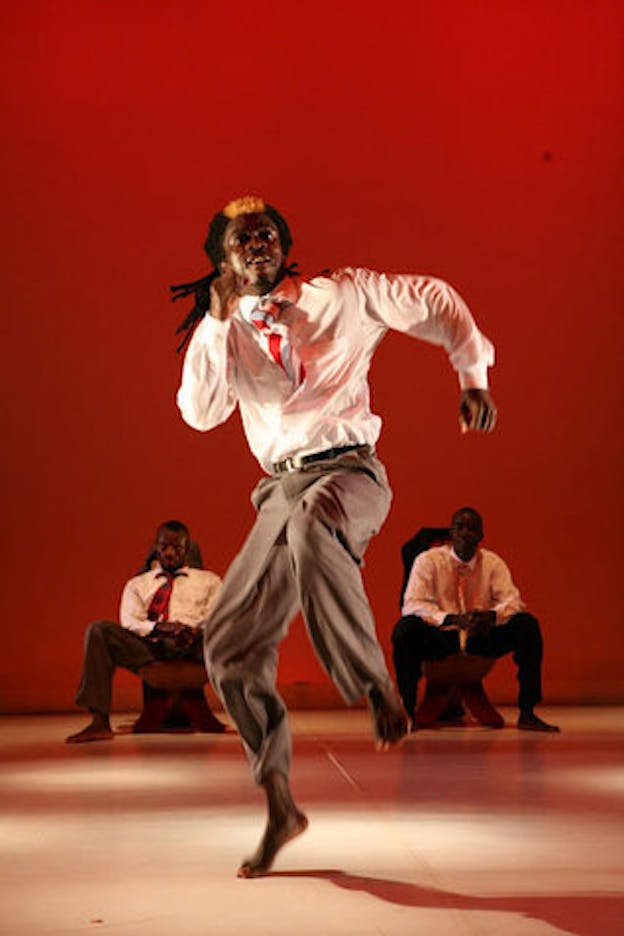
[{"x1": 1, "y1": 707, "x2": 623, "y2": 935}]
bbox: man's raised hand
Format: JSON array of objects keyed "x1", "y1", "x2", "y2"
[{"x1": 209, "y1": 264, "x2": 243, "y2": 321}]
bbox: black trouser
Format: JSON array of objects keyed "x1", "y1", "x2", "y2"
[
  {"x1": 75, "y1": 620, "x2": 203, "y2": 715},
  {"x1": 391, "y1": 613, "x2": 543, "y2": 719}
]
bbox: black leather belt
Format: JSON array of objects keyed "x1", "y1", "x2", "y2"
[{"x1": 272, "y1": 444, "x2": 372, "y2": 474}]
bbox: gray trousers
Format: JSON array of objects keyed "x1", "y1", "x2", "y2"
[
  {"x1": 204, "y1": 449, "x2": 394, "y2": 784},
  {"x1": 75, "y1": 620, "x2": 203, "y2": 714}
]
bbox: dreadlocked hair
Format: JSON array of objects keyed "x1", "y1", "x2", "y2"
[
  {"x1": 170, "y1": 269, "x2": 220, "y2": 352},
  {"x1": 170, "y1": 196, "x2": 295, "y2": 352}
]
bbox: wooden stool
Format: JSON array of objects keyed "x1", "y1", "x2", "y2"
[
  {"x1": 133, "y1": 661, "x2": 226, "y2": 734},
  {"x1": 415, "y1": 654, "x2": 504, "y2": 728}
]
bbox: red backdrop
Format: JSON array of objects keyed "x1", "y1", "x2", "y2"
[{"x1": 2, "y1": 0, "x2": 622, "y2": 711}]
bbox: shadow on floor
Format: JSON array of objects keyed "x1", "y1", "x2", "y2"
[{"x1": 269, "y1": 869, "x2": 622, "y2": 936}]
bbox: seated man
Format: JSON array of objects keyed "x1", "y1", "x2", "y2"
[
  {"x1": 392, "y1": 506, "x2": 559, "y2": 733},
  {"x1": 66, "y1": 520, "x2": 222, "y2": 743}
]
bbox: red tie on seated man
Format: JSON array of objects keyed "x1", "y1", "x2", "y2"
[
  {"x1": 148, "y1": 571, "x2": 176, "y2": 622},
  {"x1": 146, "y1": 570, "x2": 199, "y2": 656}
]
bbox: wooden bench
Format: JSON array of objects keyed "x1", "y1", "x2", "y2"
[
  {"x1": 415, "y1": 654, "x2": 504, "y2": 728},
  {"x1": 133, "y1": 660, "x2": 226, "y2": 734}
]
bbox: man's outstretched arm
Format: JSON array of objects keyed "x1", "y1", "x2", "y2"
[{"x1": 347, "y1": 269, "x2": 498, "y2": 433}]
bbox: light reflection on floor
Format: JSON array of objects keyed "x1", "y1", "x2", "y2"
[{"x1": 1, "y1": 707, "x2": 623, "y2": 935}]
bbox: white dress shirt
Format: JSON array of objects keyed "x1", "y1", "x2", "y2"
[
  {"x1": 402, "y1": 545, "x2": 525, "y2": 626},
  {"x1": 177, "y1": 268, "x2": 494, "y2": 473},
  {"x1": 120, "y1": 566, "x2": 222, "y2": 637}
]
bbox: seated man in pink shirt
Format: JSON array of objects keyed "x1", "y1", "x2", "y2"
[{"x1": 392, "y1": 507, "x2": 559, "y2": 733}]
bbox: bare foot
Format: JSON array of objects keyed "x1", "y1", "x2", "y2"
[
  {"x1": 237, "y1": 810, "x2": 309, "y2": 878},
  {"x1": 66, "y1": 718, "x2": 113, "y2": 744},
  {"x1": 368, "y1": 686, "x2": 408, "y2": 750}
]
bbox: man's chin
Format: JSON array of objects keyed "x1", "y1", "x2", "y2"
[
  {"x1": 243, "y1": 264, "x2": 283, "y2": 295},
  {"x1": 454, "y1": 546, "x2": 476, "y2": 561},
  {"x1": 244, "y1": 277, "x2": 276, "y2": 296}
]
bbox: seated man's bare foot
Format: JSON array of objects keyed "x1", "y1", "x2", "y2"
[
  {"x1": 66, "y1": 718, "x2": 113, "y2": 744},
  {"x1": 368, "y1": 686, "x2": 408, "y2": 750},
  {"x1": 237, "y1": 809, "x2": 309, "y2": 878}
]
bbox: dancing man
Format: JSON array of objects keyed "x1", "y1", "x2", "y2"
[{"x1": 174, "y1": 195, "x2": 497, "y2": 876}]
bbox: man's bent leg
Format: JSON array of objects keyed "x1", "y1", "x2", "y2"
[
  {"x1": 392, "y1": 615, "x2": 458, "y2": 725},
  {"x1": 285, "y1": 455, "x2": 406, "y2": 745},
  {"x1": 204, "y1": 488, "x2": 300, "y2": 783},
  {"x1": 204, "y1": 500, "x2": 309, "y2": 875},
  {"x1": 467, "y1": 613, "x2": 559, "y2": 732},
  {"x1": 67, "y1": 621, "x2": 156, "y2": 743}
]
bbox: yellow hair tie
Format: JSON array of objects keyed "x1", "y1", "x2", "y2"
[{"x1": 223, "y1": 195, "x2": 266, "y2": 219}]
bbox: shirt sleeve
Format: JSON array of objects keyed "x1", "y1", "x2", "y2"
[
  {"x1": 402, "y1": 553, "x2": 448, "y2": 626},
  {"x1": 119, "y1": 577, "x2": 154, "y2": 637},
  {"x1": 198, "y1": 572, "x2": 222, "y2": 624},
  {"x1": 489, "y1": 556, "x2": 526, "y2": 623},
  {"x1": 177, "y1": 314, "x2": 238, "y2": 431},
  {"x1": 351, "y1": 268, "x2": 494, "y2": 389}
]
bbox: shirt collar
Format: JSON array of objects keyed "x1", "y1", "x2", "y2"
[
  {"x1": 153, "y1": 564, "x2": 189, "y2": 578},
  {"x1": 238, "y1": 276, "x2": 302, "y2": 321},
  {"x1": 239, "y1": 294, "x2": 260, "y2": 319}
]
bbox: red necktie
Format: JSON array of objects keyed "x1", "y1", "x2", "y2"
[
  {"x1": 147, "y1": 573, "x2": 176, "y2": 624},
  {"x1": 250, "y1": 302, "x2": 290, "y2": 374},
  {"x1": 249, "y1": 278, "x2": 305, "y2": 383}
]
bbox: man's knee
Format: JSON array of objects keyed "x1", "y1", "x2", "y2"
[
  {"x1": 84, "y1": 619, "x2": 117, "y2": 646},
  {"x1": 509, "y1": 612, "x2": 542, "y2": 638},
  {"x1": 393, "y1": 615, "x2": 421, "y2": 647}
]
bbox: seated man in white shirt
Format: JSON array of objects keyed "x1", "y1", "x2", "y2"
[
  {"x1": 392, "y1": 507, "x2": 559, "y2": 733},
  {"x1": 66, "y1": 520, "x2": 222, "y2": 743}
]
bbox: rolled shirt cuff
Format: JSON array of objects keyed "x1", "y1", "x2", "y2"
[{"x1": 459, "y1": 364, "x2": 489, "y2": 390}]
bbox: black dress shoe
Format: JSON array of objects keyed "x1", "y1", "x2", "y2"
[{"x1": 517, "y1": 713, "x2": 560, "y2": 733}]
